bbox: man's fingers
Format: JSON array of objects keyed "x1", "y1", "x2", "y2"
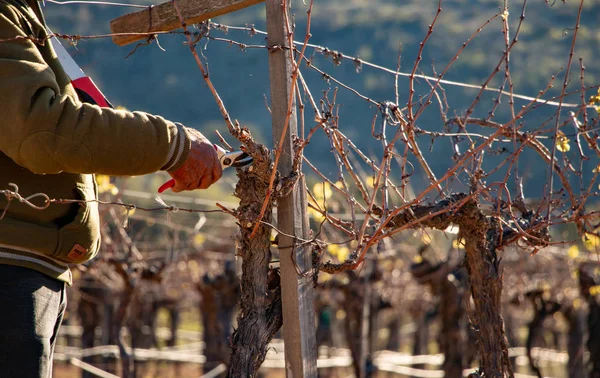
[
  {"x1": 198, "y1": 173, "x2": 214, "y2": 189},
  {"x1": 213, "y1": 158, "x2": 223, "y2": 181},
  {"x1": 172, "y1": 170, "x2": 214, "y2": 192},
  {"x1": 171, "y1": 179, "x2": 194, "y2": 192}
]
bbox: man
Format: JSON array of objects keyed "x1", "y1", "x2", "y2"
[{"x1": 0, "y1": 0, "x2": 223, "y2": 376}]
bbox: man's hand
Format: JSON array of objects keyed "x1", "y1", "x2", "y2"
[{"x1": 168, "y1": 128, "x2": 222, "y2": 192}]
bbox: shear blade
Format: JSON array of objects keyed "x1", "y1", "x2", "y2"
[{"x1": 231, "y1": 152, "x2": 253, "y2": 168}]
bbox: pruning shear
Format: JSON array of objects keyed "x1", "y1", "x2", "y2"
[{"x1": 158, "y1": 145, "x2": 252, "y2": 193}]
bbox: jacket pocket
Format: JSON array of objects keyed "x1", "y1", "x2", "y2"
[{"x1": 53, "y1": 185, "x2": 100, "y2": 264}]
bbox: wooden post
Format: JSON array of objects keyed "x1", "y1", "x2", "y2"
[
  {"x1": 109, "y1": 0, "x2": 264, "y2": 46},
  {"x1": 265, "y1": 1, "x2": 318, "y2": 377}
]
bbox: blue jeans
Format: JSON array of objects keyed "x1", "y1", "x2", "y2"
[{"x1": 0, "y1": 264, "x2": 67, "y2": 378}]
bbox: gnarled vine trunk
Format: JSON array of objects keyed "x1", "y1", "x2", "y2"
[
  {"x1": 459, "y1": 200, "x2": 513, "y2": 378},
  {"x1": 226, "y1": 128, "x2": 283, "y2": 377},
  {"x1": 386, "y1": 194, "x2": 548, "y2": 377}
]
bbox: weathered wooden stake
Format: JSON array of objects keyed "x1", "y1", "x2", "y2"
[
  {"x1": 265, "y1": 0, "x2": 318, "y2": 377},
  {"x1": 110, "y1": 0, "x2": 264, "y2": 46}
]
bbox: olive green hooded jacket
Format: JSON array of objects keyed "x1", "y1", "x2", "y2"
[{"x1": 0, "y1": 0, "x2": 191, "y2": 284}]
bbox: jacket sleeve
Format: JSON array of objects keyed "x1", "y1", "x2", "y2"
[{"x1": 0, "y1": 6, "x2": 190, "y2": 176}]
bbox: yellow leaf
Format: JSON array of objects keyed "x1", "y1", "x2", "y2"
[
  {"x1": 567, "y1": 245, "x2": 580, "y2": 259},
  {"x1": 327, "y1": 244, "x2": 350, "y2": 261},
  {"x1": 337, "y1": 247, "x2": 350, "y2": 262},
  {"x1": 594, "y1": 165, "x2": 600, "y2": 174},
  {"x1": 96, "y1": 174, "x2": 109, "y2": 186},
  {"x1": 590, "y1": 285, "x2": 600, "y2": 296},
  {"x1": 421, "y1": 233, "x2": 432, "y2": 245},
  {"x1": 589, "y1": 91, "x2": 600, "y2": 106},
  {"x1": 452, "y1": 238, "x2": 465, "y2": 249},
  {"x1": 193, "y1": 233, "x2": 206, "y2": 248},
  {"x1": 312, "y1": 182, "x2": 333, "y2": 200},
  {"x1": 582, "y1": 232, "x2": 600, "y2": 250},
  {"x1": 366, "y1": 176, "x2": 377, "y2": 188},
  {"x1": 308, "y1": 207, "x2": 325, "y2": 221},
  {"x1": 96, "y1": 174, "x2": 119, "y2": 195},
  {"x1": 413, "y1": 255, "x2": 423, "y2": 264},
  {"x1": 590, "y1": 89, "x2": 600, "y2": 114},
  {"x1": 556, "y1": 131, "x2": 570, "y2": 152},
  {"x1": 327, "y1": 244, "x2": 340, "y2": 256}
]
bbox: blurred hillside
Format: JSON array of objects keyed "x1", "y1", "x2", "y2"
[{"x1": 43, "y1": 0, "x2": 600, "y2": 193}]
